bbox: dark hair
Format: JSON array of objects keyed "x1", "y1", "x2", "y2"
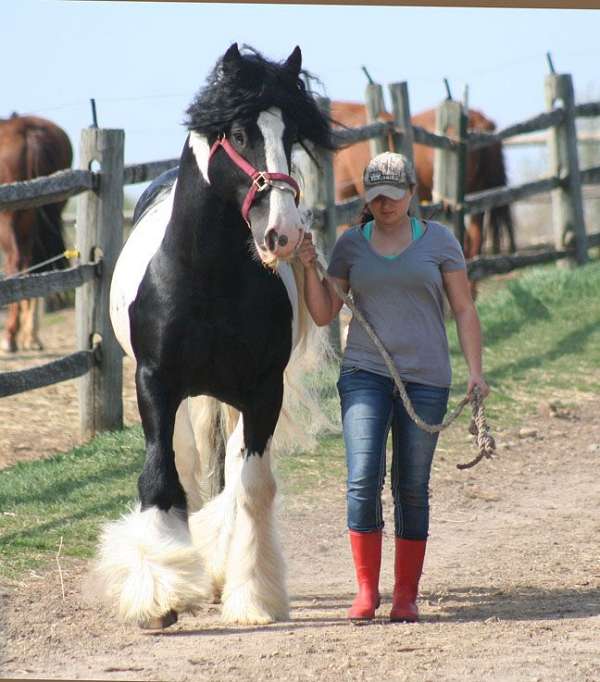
[
  {"x1": 184, "y1": 45, "x2": 335, "y2": 152},
  {"x1": 358, "y1": 204, "x2": 373, "y2": 226}
]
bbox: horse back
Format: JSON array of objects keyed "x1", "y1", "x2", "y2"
[
  {"x1": 0, "y1": 115, "x2": 72, "y2": 182},
  {"x1": 133, "y1": 167, "x2": 179, "y2": 224}
]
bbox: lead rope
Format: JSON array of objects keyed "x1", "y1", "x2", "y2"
[{"x1": 312, "y1": 260, "x2": 496, "y2": 470}]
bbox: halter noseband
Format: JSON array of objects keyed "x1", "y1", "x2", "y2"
[{"x1": 208, "y1": 135, "x2": 300, "y2": 224}]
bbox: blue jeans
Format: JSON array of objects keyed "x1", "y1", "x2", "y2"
[{"x1": 337, "y1": 367, "x2": 449, "y2": 540}]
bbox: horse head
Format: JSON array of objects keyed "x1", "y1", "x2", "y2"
[{"x1": 185, "y1": 43, "x2": 334, "y2": 263}]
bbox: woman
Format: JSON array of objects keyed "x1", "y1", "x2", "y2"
[{"x1": 298, "y1": 152, "x2": 489, "y2": 622}]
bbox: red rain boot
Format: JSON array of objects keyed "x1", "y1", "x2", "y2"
[
  {"x1": 390, "y1": 537, "x2": 427, "y2": 623},
  {"x1": 347, "y1": 529, "x2": 382, "y2": 620}
]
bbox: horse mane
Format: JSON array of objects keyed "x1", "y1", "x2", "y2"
[{"x1": 184, "y1": 45, "x2": 335, "y2": 152}]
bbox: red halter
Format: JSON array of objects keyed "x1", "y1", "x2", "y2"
[{"x1": 208, "y1": 135, "x2": 300, "y2": 224}]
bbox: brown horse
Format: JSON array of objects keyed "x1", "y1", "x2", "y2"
[
  {"x1": 0, "y1": 114, "x2": 73, "y2": 352},
  {"x1": 331, "y1": 102, "x2": 516, "y2": 260}
]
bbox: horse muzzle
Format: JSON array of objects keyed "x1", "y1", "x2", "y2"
[{"x1": 263, "y1": 226, "x2": 303, "y2": 260}]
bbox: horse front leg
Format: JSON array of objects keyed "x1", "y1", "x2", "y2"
[
  {"x1": 221, "y1": 375, "x2": 289, "y2": 624},
  {"x1": 93, "y1": 364, "x2": 206, "y2": 628}
]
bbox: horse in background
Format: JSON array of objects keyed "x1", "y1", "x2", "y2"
[
  {"x1": 93, "y1": 44, "x2": 334, "y2": 630},
  {"x1": 331, "y1": 102, "x2": 516, "y2": 260},
  {"x1": 0, "y1": 114, "x2": 72, "y2": 352}
]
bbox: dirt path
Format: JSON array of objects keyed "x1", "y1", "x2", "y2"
[{"x1": 1, "y1": 309, "x2": 599, "y2": 680}]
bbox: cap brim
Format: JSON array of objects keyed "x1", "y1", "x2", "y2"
[{"x1": 364, "y1": 185, "x2": 407, "y2": 203}]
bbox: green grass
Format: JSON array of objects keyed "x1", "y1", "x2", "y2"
[
  {"x1": 0, "y1": 429, "x2": 144, "y2": 581},
  {"x1": 1, "y1": 260, "x2": 600, "y2": 580},
  {"x1": 448, "y1": 261, "x2": 600, "y2": 427}
]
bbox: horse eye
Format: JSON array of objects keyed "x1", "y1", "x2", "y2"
[{"x1": 232, "y1": 130, "x2": 246, "y2": 147}]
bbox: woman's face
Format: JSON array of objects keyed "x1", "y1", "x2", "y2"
[{"x1": 368, "y1": 187, "x2": 415, "y2": 227}]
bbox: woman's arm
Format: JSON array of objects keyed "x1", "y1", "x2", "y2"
[
  {"x1": 297, "y1": 234, "x2": 347, "y2": 326},
  {"x1": 442, "y1": 269, "x2": 490, "y2": 399}
]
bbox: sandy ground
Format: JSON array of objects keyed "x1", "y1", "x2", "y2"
[
  {"x1": 0, "y1": 308, "x2": 139, "y2": 470},
  {"x1": 0, "y1": 308, "x2": 599, "y2": 681}
]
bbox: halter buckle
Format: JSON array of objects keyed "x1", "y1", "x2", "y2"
[{"x1": 252, "y1": 172, "x2": 271, "y2": 192}]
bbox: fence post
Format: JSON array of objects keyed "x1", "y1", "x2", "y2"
[
  {"x1": 389, "y1": 81, "x2": 421, "y2": 218},
  {"x1": 545, "y1": 73, "x2": 588, "y2": 265},
  {"x1": 365, "y1": 83, "x2": 389, "y2": 158},
  {"x1": 432, "y1": 100, "x2": 468, "y2": 246},
  {"x1": 76, "y1": 128, "x2": 124, "y2": 440},
  {"x1": 314, "y1": 98, "x2": 341, "y2": 356}
]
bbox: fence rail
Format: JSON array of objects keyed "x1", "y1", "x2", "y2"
[
  {"x1": 467, "y1": 231, "x2": 600, "y2": 281},
  {"x1": 0, "y1": 159, "x2": 178, "y2": 215},
  {"x1": 0, "y1": 349, "x2": 97, "y2": 398},
  {"x1": 467, "y1": 109, "x2": 566, "y2": 150},
  {"x1": 0, "y1": 262, "x2": 100, "y2": 306},
  {"x1": 123, "y1": 158, "x2": 178, "y2": 186},
  {"x1": 0, "y1": 169, "x2": 97, "y2": 212},
  {"x1": 464, "y1": 176, "x2": 563, "y2": 214}
]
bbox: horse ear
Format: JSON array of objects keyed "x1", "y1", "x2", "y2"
[
  {"x1": 284, "y1": 46, "x2": 302, "y2": 78},
  {"x1": 221, "y1": 43, "x2": 242, "y2": 72}
]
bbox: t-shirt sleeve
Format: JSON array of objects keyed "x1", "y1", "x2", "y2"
[
  {"x1": 327, "y1": 232, "x2": 351, "y2": 280},
  {"x1": 439, "y1": 225, "x2": 467, "y2": 272}
]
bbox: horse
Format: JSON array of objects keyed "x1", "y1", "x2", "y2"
[
  {"x1": 331, "y1": 101, "x2": 516, "y2": 260},
  {"x1": 0, "y1": 114, "x2": 72, "y2": 352},
  {"x1": 93, "y1": 44, "x2": 335, "y2": 630}
]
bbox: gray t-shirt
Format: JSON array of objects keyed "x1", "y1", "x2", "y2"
[{"x1": 327, "y1": 220, "x2": 466, "y2": 387}]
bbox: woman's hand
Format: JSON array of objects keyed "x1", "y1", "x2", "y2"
[
  {"x1": 467, "y1": 373, "x2": 490, "y2": 400},
  {"x1": 297, "y1": 232, "x2": 318, "y2": 270}
]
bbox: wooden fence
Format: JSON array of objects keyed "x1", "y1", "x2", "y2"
[
  {"x1": 1, "y1": 69, "x2": 599, "y2": 442},
  {"x1": 305, "y1": 71, "x2": 600, "y2": 283},
  {"x1": 0, "y1": 129, "x2": 179, "y2": 441}
]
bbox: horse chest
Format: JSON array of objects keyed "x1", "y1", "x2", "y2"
[{"x1": 131, "y1": 261, "x2": 293, "y2": 400}]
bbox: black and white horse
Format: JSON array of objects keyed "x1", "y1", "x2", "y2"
[{"x1": 93, "y1": 44, "x2": 334, "y2": 629}]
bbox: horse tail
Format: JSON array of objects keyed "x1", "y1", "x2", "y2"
[
  {"x1": 23, "y1": 123, "x2": 69, "y2": 271},
  {"x1": 274, "y1": 258, "x2": 336, "y2": 453},
  {"x1": 176, "y1": 396, "x2": 239, "y2": 510},
  {"x1": 486, "y1": 143, "x2": 516, "y2": 254},
  {"x1": 489, "y1": 203, "x2": 517, "y2": 255}
]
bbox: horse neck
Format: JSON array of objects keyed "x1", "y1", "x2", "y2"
[{"x1": 164, "y1": 141, "x2": 250, "y2": 271}]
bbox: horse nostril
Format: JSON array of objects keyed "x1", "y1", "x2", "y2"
[
  {"x1": 266, "y1": 230, "x2": 278, "y2": 252},
  {"x1": 277, "y1": 234, "x2": 288, "y2": 247}
]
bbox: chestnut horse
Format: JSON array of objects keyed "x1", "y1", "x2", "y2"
[
  {"x1": 331, "y1": 102, "x2": 516, "y2": 260},
  {"x1": 0, "y1": 114, "x2": 72, "y2": 352}
]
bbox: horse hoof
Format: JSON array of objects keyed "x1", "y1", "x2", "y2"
[
  {"x1": 139, "y1": 609, "x2": 178, "y2": 630},
  {"x1": 0, "y1": 338, "x2": 17, "y2": 353},
  {"x1": 22, "y1": 340, "x2": 44, "y2": 351}
]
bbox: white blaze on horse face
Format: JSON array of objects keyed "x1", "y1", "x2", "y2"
[
  {"x1": 189, "y1": 132, "x2": 211, "y2": 183},
  {"x1": 251, "y1": 107, "x2": 303, "y2": 260}
]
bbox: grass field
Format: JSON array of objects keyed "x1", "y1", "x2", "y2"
[{"x1": 1, "y1": 260, "x2": 599, "y2": 581}]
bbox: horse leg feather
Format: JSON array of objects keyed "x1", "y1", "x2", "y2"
[
  {"x1": 92, "y1": 365, "x2": 206, "y2": 626},
  {"x1": 189, "y1": 412, "x2": 244, "y2": 604},
  {"x1": 221, "y1": 442, "x2": 288, "y2": 624},
  {"x1": 220, "y1": 380, "x2": 288, "y2": 624}
]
